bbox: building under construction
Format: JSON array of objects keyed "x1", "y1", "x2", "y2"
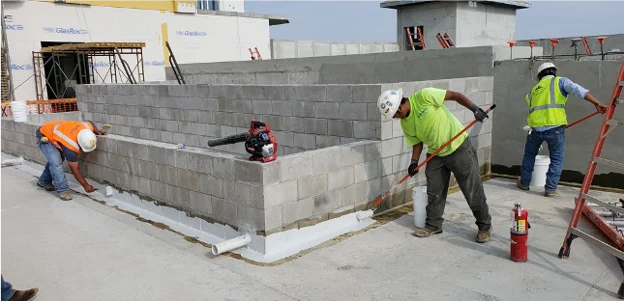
[
  {"x1": 1, "y1": 0, "x2": 288, "y2": 102},
  {"x1": 1, "y1": 1, "x2": 624, "y2": 300}
]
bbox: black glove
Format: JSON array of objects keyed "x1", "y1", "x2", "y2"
[
  {"x1": 408, "y1": 160, "x2": 419, "y2": 177},
  {"x1": 471, "y1": 104, "x2": 489, "y2": 122}
]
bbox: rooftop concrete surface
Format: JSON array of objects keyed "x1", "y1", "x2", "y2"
[{"x1": 2, "y1": 165, "x2": 621, "y2": 300}]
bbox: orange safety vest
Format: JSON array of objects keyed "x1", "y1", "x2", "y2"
[{"x1": 40, "y1": 120, "x2": 94, "y2": 153}]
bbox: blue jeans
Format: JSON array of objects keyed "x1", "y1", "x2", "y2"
[
  {"x1": 36, "y1": 129, "x2": 70, "y2": 194},
  {"x1": 1, "y1": 275, "x2": 16, "y2": 301},
  {"x1": 520, "y1": 126, "x2": 565, "y2": 192}
]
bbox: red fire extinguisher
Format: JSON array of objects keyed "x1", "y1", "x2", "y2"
[{"x1": 510, "y1": 200, "x2": 530, "y2": 262}]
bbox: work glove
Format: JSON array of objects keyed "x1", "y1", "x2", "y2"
[
  {"x1": 470, "y1": 103, "x2": 489, "y2": 122},
  {"x1": 408, "y1": 160, "x2": 419, "y2": 177}
]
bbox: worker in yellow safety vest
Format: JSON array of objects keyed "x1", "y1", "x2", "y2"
[
  {"x1": 36, "y1": 120, "x2": 107, "y2": 200},
  {"x1": 377, "y1": 86, "x2": 493, "y2": 243},
  {"x1": 517, "y1": 62, "x2": 607, "y2": 197}
]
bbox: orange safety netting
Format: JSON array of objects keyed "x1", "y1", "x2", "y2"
[{"x1": 1, "y1": 98, "x2": 78, "y2": 117}]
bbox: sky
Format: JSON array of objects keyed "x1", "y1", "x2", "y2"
[{"x1": 243, "y1": 1, "x2": 624, "y2": 43}]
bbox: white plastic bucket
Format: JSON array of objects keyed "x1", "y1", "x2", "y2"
[
  {"x1": 412, "y1": 185, "x2": 427, "y2": 228},
  {"x1": 530, "y1": 155, "x2": 550, "y2": 187},
  {"x1": 10, "y1": 100, "x2": 28, "y2": 123}
]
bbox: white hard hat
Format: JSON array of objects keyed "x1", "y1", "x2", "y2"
[
  {"x1": 77, "y1": 129, "x2": 97, "y2": 153},
  {"x1": 377, "y1": 88, "x2": 403, "y2": 120},
  {"x1": 536, "y1": 62, "x2": 557, "y2": 78}
]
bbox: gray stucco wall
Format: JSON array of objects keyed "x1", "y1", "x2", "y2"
[
  {"x1": 270, "y1": 39, "x2": 399, "y2": 59},
  {"x1": 491, "y1": 59, "x2": 624, "y2": 188},
  {"x1": 170, "y1": 46, "x2": 495, "y2": 85}
]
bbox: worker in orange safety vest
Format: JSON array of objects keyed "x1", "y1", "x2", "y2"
[{"x1": 35, "y1": 120, "x2": 107, "y2": 200}]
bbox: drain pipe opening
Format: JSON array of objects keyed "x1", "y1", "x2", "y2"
[{"x1": 212, "y1": 233, "x2": 252, "y2": 256}]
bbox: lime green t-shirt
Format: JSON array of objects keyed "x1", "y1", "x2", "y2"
[{"x1": 400, "y1": 87, "x2": 468, "y2": 157}]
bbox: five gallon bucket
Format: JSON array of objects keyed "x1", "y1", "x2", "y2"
[
  {"x1": 412, "y1": 185, "x2": 427, "y2": 228},
  {"x1": 10, "y1": 100, "x2": 28, "y2": 123},
  {"x1": 530, "y1": 155, "x2": 550, "y2": 187}
]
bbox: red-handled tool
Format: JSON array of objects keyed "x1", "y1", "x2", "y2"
[
  {"x1": 370, "y1": 104, "x2": 497, "y2": 210},
  {"x1": 565, "y1": 111, "x2": 603, "y2": 129}
]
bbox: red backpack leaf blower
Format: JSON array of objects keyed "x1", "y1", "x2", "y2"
[{"x1": 207, "y1": 120, "x2": 278, "y2": 163}]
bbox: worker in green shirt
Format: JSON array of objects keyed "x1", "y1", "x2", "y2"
[{"x1": 377, "y1": 87, "x2": 492, "y2": 243}]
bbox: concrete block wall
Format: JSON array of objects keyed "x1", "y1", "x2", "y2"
[
  {"x1": 76, "y1": 83, "x2": 383, "y2": 156},
  {"x1": 270, "y1": 39, "x2": 399, "y2": 59},
  {"x1": 0, "y1": 115, "x2": 275, "y2": 235},
  {"x1": 259, "y1": 141, "x2": 383, "y2": 234},
  {"x1": 0, "y1": 114, "x2": 384, "y2": 238}
]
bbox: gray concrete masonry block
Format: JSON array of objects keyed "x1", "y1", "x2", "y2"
[
  {"x1": 211, "y1": 197, "x2": 237, "y2": 223},
  {"x1": 236, "y1": 205, "x2": 264, "y2": 230},
  {"x1": 282, "y1": 198, "x2": 314, "y2": 225},
  {"x1": 353, "y1": 121, "x2": 381, "y2": 140},
  {"x1": 300, "y1": 86, "x2": 326, "y2": 101},
  {"x1": 326, "y1": 85, "x2": 353, "y2": 102},
  {"x1": 314, "y1": 102, "x2": 341, "y2": 120},
  {"x1": 271, "y1": 101, "x2": 293, "y2": 116},
  {"x1": 293, "y1": 101, "x2": 315, "y2": 118},
  {"x1": 315, "y1": 135, "x2": 341, "y2": 149},
  {"x1": 264, "y1": 180, "x2": 298, "y2": 208},
  {"x1": 293, "y1": 133, "x2": 316, "y2": 149},
  {"x1": 223, "y1": 180, "x2": 264, "y2": 209},
  {"x1": 352, "y1": 85, "x2": 382, "y2": 103},
  {"x1": 235, "y1": 160, "x2": 264, "y2": 185},
  {"x1": 328, "y1": 166, "x2": 355, "y2": 191},
  {"x1": 304, "y1": 118, "x2": 328, "y2": 135},
  {"x1": 339, "y1": 103, "x2": 368, "y2": 121},
  {"x1": 327, "y1": 120, "x2": 353, "y2": 137}
]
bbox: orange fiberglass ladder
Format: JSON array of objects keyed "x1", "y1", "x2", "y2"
[
  {"x1": 405, "y1": 27, "x2": 425, "y2": 50},
  {"x1": 436, "y1": 33, "x2": 455, "y2": 48},
  {"x1": 558, "y1": 59, "x2": 624, "y2": 298}
]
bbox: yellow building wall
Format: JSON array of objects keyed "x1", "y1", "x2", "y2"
[{"x1": 35, "y1": 0, "x2": 197, "y2": 13}]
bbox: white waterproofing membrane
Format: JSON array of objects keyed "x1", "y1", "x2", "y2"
[{"x1": 2, "y1": 153, "x2": 376, "y2": 263}]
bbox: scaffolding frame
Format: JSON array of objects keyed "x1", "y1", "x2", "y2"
[{"x1": 32, "y1": 42, "x2": 145, "y2": 100}]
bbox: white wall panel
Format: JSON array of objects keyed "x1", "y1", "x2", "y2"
[{"x1": 4, "y1": 1, "x2": 270, "y2": 101}]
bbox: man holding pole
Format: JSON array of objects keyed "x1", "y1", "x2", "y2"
[
  {"x1": 517, "y1": 62, "x2": 607, "y2": 197},
  {"x1": 377, "y1": 87, "x2": 493, "y2": 243}
]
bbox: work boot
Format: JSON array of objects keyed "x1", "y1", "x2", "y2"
[
  {"x1": 8, "y1": 288, "x2": 39, "y2": 301},
  {"x1": 544, "y1": 190, "x2": 558, "y2": 197},
  {"x1": 476, "y1": 226, "x2": 492, "y2": 243},
  {"x1": 59, "y1": 192, "x2": 73, "y2": 201},
  {"x1": 516, "y1": 179, "x2": 529, "y2": 191},
  {"x1": 412, "y1": 226, "x2": 443, "y2": 237},
  {"x1": 37, "y1": 182, "x2": 56, "y2": 191}
]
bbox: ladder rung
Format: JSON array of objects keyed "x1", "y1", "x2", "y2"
[
  {"x1": 619, "y1": 81, "x2": 624, "y2": 86},
  {"x1": 593, "y1": 157, "x2": 624, "y2": 170},
  {"x1": 599, "y1": 119, "x2": 623, "y2": 139},
  {"x1": 582, "y1": 193, "x2": 624, "y2": 215},
  {"x1": 570, "y1": 228, "x2": 624, "y2": 260},
  {"x1": 618, "y1": 98, "x2": 623, "y2": 104}
]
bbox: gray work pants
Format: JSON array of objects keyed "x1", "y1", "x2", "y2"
[{"x1": 424, "y1": 138, "x2": 491, "y2": 229}]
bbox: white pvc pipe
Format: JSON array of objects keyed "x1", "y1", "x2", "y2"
[
  {"x1": 211, "y1": 234, "x2": 251, "y2": 255},
  {"x1": 356, "y1": 210, "x2": 374, "y2": 221}
]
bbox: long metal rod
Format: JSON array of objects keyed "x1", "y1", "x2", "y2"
[
  {"x1": 570, "y1": 228, "x2": 624, "y2": 260},
  {"x1": 165, "y1": 41, "x2": 186, "y2": 84}
]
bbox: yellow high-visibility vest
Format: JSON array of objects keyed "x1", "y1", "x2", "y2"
[{"x1": 525, "y1": 76, "x2": 568, "y2": 128}]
